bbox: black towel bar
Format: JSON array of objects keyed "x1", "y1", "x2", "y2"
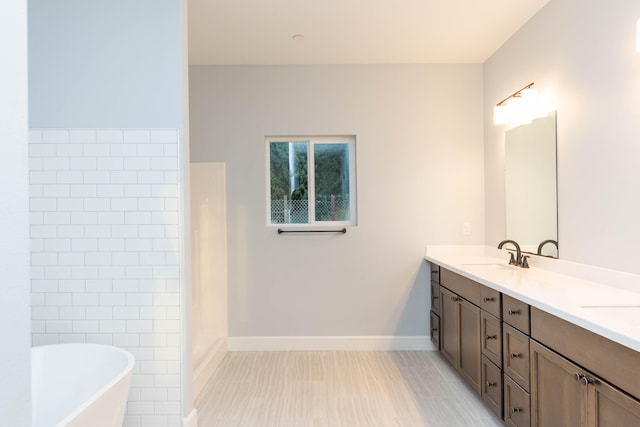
[{"x1": 277, "y1": 228, "x2": 347, "y2": 235}]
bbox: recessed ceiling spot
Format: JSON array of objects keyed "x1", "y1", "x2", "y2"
[{"x1": 292, "y1": 34, "x2": 304, "y2": 41}]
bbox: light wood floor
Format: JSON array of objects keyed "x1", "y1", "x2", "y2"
[{"x1": 195, "y1": 351, "x2": 503, "y2": 426}]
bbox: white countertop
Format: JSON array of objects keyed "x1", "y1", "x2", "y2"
[{"x1": 425, "y1": 246, "x2": 640, "y2": 352}]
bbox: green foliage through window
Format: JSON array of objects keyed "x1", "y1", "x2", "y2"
[{"x1": 268, "y1": 137, "x2": 355, "y2": 225}]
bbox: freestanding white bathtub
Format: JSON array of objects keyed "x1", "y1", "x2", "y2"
[{"x1": 31, "y1": 343, "x2": 135, "y2": 427}]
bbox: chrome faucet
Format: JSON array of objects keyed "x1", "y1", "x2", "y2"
[
  {"x1": 498, "y1": 239, "x2": 527, "y2": 267},
  {"x1": 537, "y1": 239, "x2": 558, "y2": 256}
]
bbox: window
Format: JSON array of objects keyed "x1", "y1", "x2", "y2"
[{"x1": 267, "y1": 135, "x2": 356, "y2": 226}]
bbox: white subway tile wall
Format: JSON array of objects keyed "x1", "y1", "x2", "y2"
[{"x1": 29, "y1": 129, "x2": 183, "y2": 427}]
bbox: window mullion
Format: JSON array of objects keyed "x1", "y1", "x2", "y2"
[
  {"x1": 307, "y1": 141, "x2": 316, "y2": 225},
  {"x1": 349, "y1": 139, "x2": 357, "y2": 224}
]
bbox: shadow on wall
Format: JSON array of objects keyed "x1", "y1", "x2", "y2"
[{"x1": 390, "y1": 259, "x2": 431, "y2": 341}]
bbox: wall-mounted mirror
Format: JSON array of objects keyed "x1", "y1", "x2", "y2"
[{"x1": 505, "y1": 111, "x2": 558, "y2": 258}]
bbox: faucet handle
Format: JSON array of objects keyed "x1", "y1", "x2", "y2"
[
  {"x1": 508, "y1": 252, "x2": 516, "y2": 265},
  {"x1": 521, "y1": 255, "x2": 530, "y2": 268}
]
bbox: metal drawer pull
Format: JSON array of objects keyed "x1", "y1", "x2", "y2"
[
  {"x1": 580, "y1": 376, "x2": 595, "y2": 386},
  {"x1": 511, "y1": 407, "x2": 522, "y2": 413},
  {"x1": 431, "y1": 327, "x2": 438, "y2": 332},
  {"x1": 574, "y1": 373, "x2": 584, "y2": 382},
  {"x1": 507, "y1": 309, "x2": 521, "y2": 315},
  {"x1": 433, "y1": 296, "x2": 439, "y2": 299},
  {"x1": 486, "y1": 381, "x2": 496, "y2": 387},
  {"x1": 483, "y1": 297, "x2": 495, "y2": 302},
  {"x1": 451, "y1": 296, "x2": 461, "y2": 302},
  {"x1": 486, "y1": 334, "x2": 497, "y2": 340},
  {"x1": 510, "y1": 353, "x2": 521, "y2": 359}
]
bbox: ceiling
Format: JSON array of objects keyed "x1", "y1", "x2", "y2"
[{"x1": 188, "y1": 0, "x2": 551, "y2": 65}]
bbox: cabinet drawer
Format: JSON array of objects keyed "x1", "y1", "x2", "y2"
[
  {"x1": 480, "y1": 286, "x2": 501, "y2": 318},
  {"x1": 430, "y1": 281, "x2": 440, "y2": 315},
  {"x1": 481, "y1": 311, "x2": 502, "y2": 368},
  {"x1": 430, "y1": 311, "x2": 440, "y2": 349},
  {"x1": 441, "y1": 268, "x2": 481, "y2": 306},
  {"x1": 430, "y1": 263, "x2": 440, "y2": 284},
  {"x1": 504, "y1": 374, "x2": 531, "y2": 427},
  {"x1": 504, "y1": 324, "x2": 530, "y2": 391},
  {"x1": 503, "y1": 294, "x2": 530, "y2": 334},
  {"x1": 481, "y1": 355, "x2": 503, "y2": 420}
]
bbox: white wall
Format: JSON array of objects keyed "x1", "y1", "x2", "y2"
[
  {"x1": 484, "y1": 0, "x2": 640, "y2": 274},
  {"x1": 28, "y1": 1, "x2": 191, "y2": 425},
  {"x1": 29, "y1": 128, "x2": 183, "y2": 427},
  {"x1": 0, "y1": 1, "x2": 31, "y2": 424},
  {"x1": 28, "y1": 0, "x2": 182, "y2": 129},
  {"x1": 190, "y1": 162, "x2": 228, "y2": 396},
  {"x1": 190, "y1": 65, "x2": 485, "y2": 343}
]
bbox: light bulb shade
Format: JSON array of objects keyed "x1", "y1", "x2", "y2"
[
  {"x1": 506, "y1": 97, "x2": 531, "y2": 128},
  {"x1": 520, "y1": 88, "x2": 538, "y2": 103},
  {"x1": 493, "y1": 105, "x2": 508, "y2": 125}
]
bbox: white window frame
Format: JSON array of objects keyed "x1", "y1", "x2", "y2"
[{"x1": 265, "y1": 135, "x2": 357, "y2": 227}]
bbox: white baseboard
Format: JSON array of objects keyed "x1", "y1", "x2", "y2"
[
  {"x1": 183, "y1": 408, "x2": 197, "y2": 427},
  {"x1": 228, "y1": 336, "x2": 435, "y2": 351},
  {"x1": 193, "y1": 338, "x2": 228, "y2": 399}
]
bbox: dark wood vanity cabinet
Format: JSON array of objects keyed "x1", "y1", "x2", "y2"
[
  {"x1": 530, "y1": 340, "x2": 583, "y2": 427},
  {"x1": 458, "y1": 297, "x2": 481, "y2": 393},
  {"x1": 503, "y1": 324, "x2": 530, "y2": 392},
  {"x1": 501, "y1": 296, "x2": 531, "y2": 426},
  {"x1": 530, "y1": 339, "x2": 640, "y2": 427},
  {"x1": 503, "y1": 294, "x2": 530, "y2": 335},
  {"x1": 439, "y1": 285, "x2": 481, "y2": 394},
  {"x1": 427, "y1": 261, "x2": 640, "y2": 427},
  {"x1": 429, "y1": 310, "x2": 440, "y2": 349},
  {"x1": 530, "y1": 307, "x2": 640, "y2": 427},
  {"x1": 480, "y1": 311, "x2": 502, "y2": 367},
  {"x1": 504, "y1": 374, "x2": 531, "y2": 427},
  {"x1": 430, "y1": 263, "x2": 440, "y2": 284},
  {"x1": 440, "y1": 286, "x2": 457, "y2": 365},
  {"x1": 587, "y1": 373, "x2": 640, "y2": 426},
  {"x1": 429, "y1": 264, "x2": 440, "y2": 349},
  {"x1": 481, "y1": 286, "x2": 501, "y2": 318},
  {"x1": 481, "y1": 354, "x2": 503, "y2": 418},
  {"x1": 430, "y1": 280, "x2": 440, "y2": 315}
]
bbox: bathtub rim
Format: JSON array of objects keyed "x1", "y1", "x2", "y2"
[{"x1": 31, "y1": 343, "x2": 135, "y2": 426}]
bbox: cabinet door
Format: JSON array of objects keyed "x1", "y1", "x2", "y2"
[
  {"x1": 587, "y1": 374, "x2": 640, "y2": 427},
  {"x1": 440, "y1": 287, "x2": 459, "y2": 368},
  {"x1": 530, "y1": 340, "x2": 584, "y2": 427},
  {"x1": 458, "y1": 297, "x2": 481, "y2": 394}
]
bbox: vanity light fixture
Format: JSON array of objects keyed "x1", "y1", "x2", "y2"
[
  {"x1": 493, "y1": 105, "x2": 508, "y2": 126},
  {"x1": 493, "y1": 82, "x2": 549, "y2": 128}
]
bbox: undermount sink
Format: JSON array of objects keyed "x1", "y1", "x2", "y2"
[
  {"x1": 461, "y1": 263, "x2": 517, "y2": 271},
  {"x1": 579, "y1": 305, "x2": 640, "y2": 309}
]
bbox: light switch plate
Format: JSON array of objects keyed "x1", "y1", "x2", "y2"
[{"x1": 463, "y1": 222, "x2": 472, "y2": 235}]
